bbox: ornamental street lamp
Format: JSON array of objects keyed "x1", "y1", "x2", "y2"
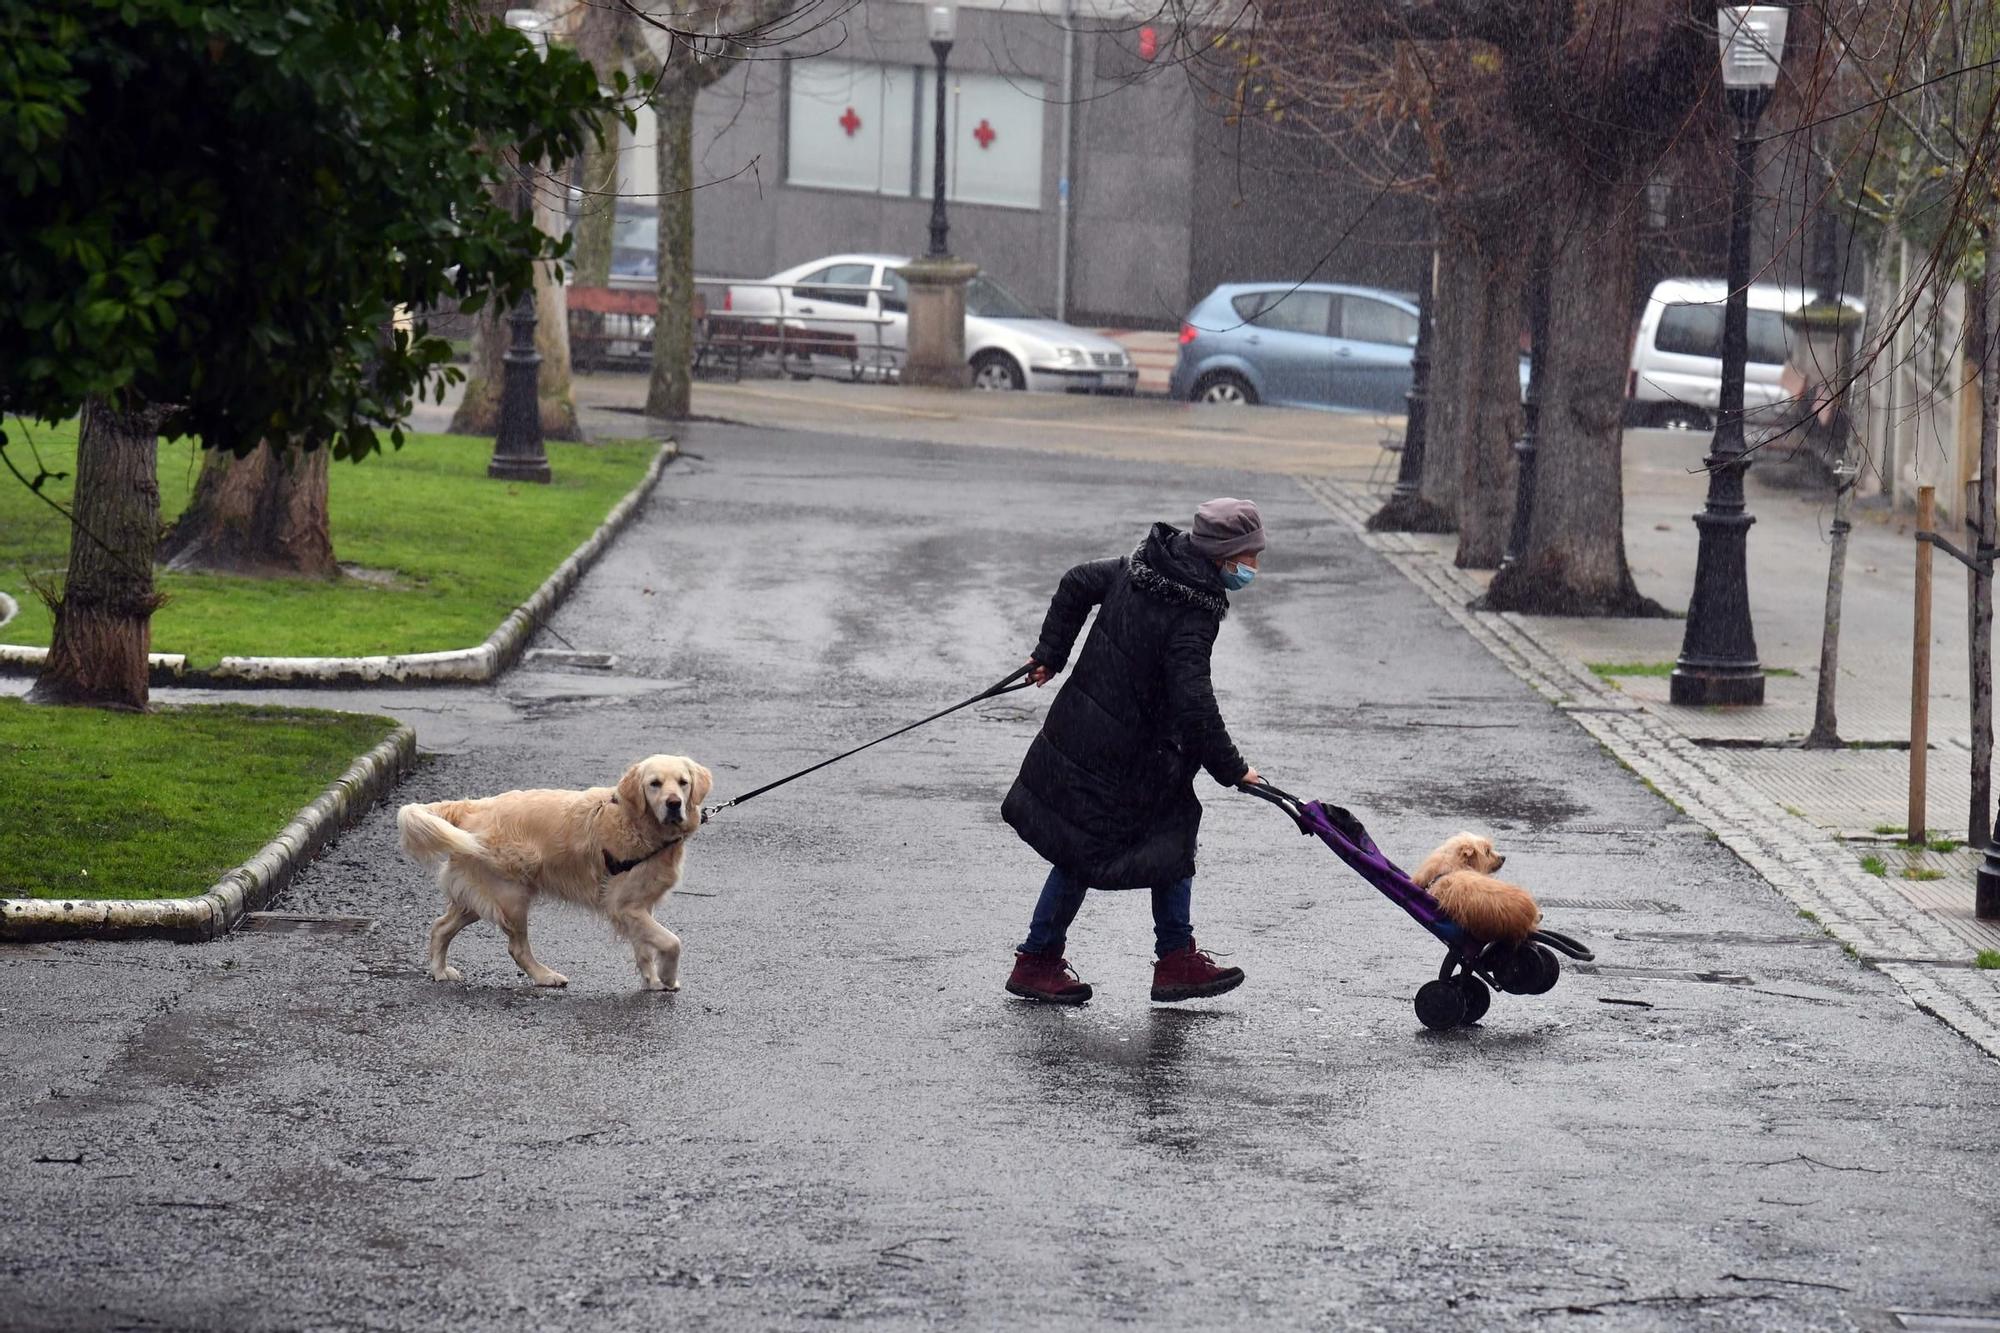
[
  {"x1": 925, "y1": 2, "x2": 958, "y2": 258},
  {"x1": 1368, "y1": 243, "x2": 1438, "y2": 530},
  {"x1": 1501, "y1": 239, "x2": 1552, "y2": 570},
  {"x1": 489, "y1": 7, "x2": 554, "y2": 484},
  {"x1": 1669, "y1": 4, "x2": 1788, "y2": 707}
]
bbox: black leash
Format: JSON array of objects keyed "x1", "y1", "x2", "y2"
[{"x1": 700, "y1": 664, "x2": 1036, "y2": 822}]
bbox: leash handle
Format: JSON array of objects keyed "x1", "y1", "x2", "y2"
[{"x1": 701, "y1": 663, "x2": 1034, "y2": 822}]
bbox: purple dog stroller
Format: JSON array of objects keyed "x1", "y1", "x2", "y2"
[{"x1": 1241, "y1": 782, "x2": 1594, "y2": 1029}]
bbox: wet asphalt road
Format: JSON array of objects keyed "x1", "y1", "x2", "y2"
[{"x1": 4, "y1": 423, "x2": 1999, "y2": 1332}]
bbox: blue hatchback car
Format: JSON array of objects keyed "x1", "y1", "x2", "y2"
[{"x1": 1170, "y1": 283, "x2": 1423, "y2": 412}]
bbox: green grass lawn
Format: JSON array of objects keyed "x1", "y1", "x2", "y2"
[
  {"x1": 0, "y1": 420, "x2": 657, "y2": 664},
  {"x1": 1588, "y1": 661, "x2": 1802, "y2": 680},
  {"x1": 0, "y1": 698, "x2": 398, "y2": 900}
]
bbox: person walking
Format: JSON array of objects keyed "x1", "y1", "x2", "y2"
[{"x1": 1000, "y1": 497, "x2": 1265, "y2": 1005}]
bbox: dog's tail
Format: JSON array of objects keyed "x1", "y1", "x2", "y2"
[{"x1": 397, "y1": 803, "x2": 487, "y2": 867}]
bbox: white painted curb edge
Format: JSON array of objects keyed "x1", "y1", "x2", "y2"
[
  {"x1": 0, "y1": 724, "x2": 417, "y2": 942},
  {"x1": 0, "y1": 442, "x2": 677, "y2": 687}
]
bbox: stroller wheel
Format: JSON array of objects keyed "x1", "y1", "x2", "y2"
[
  {"x1": 1451, "y1": 974, "x2": 1491, "y2": 1025},
  {"x1": 1414, "y1": 979, "x2": 1467, "y2": 1031},
  {"x1": 1486, "y1": 943, "x2": 1536, "y2": 995},
  {"x1": 1522, "y1": 943, "x2": 1561, "y2": 995}
]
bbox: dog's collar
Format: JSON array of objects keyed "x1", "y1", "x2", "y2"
[{"x1": 603, "y1": 833, "x2": 685, "y2": 878}]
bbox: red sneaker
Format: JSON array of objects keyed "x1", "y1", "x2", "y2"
[
  {"x1": 1151, "y1": 940, "x2": 1245, "y2": 1002},
  {"x1": 1006, "y1": 951, "x2": 1093, "y2": 1005}
]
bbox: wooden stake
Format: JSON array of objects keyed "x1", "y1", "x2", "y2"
[{"x1": 1910, "y1": 485, "x2": 1935, "y2": 840}]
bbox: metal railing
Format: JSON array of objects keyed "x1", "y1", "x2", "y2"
[{"x1": 574, "y1": 275, "x2": 906, "y2": 382}]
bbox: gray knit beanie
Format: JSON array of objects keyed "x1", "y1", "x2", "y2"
[{"x1": 1188, "y1": 497, "x2": 1266, "y2": 560}]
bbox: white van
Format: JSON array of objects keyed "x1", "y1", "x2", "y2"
[{"x1": 1626, "y1": 278, "x2": 1858, "y2": 430}]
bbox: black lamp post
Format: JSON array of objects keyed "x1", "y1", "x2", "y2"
[
  {"x1": 489, "y1": 8, "x2": 553, "y2": 484},
  {"x1": 925, "y1": 3, "x2": 958, "y2": 259},
  {"x1": 1375, "y1": 245, "x2": 1435, "y2": 513},
  {"x1": 1669, "y1": 4, "x2": 1788, "y2": 707},
  {"x1": 1501, "y1": 239, "x2": 1551, "y2": 570}
]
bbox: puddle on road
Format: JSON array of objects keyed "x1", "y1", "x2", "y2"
[
  {"x1": 1573, "y1": 963, "x2": 1755, "y2": 986},
  {"x1": 237, "y1": 913, "x2": 377, "y2": 936},
  {"x1": 1367, "y1": 776, "x2": 1589, "y2": 828},
  {"x1": 1539, "y1": 897, "x2": 1683, "y2": 914}
]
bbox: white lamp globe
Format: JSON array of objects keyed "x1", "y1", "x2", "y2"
[{"x1": 1717, "y1": 5, "x2": 1788, "y2": 90}]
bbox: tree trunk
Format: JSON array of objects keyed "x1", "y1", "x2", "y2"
[
  {"x1": 29, "y1": 397, "x2": 166, "y2": 711},
  {"x1": 157, "y1": 443, "x2": 336, "y2": 578},
  {"x1": 1969, "y1": 225, "x2": 1997, "y2": 847},
  {"x1": 572, "y1": 108, "x2": 622, "y2": 289},
  {"x1": 1418, "y1": 234, "x2": 1473, "y2": 528},
  {"x1": 647, "y1": 74, "x2": 699, "y2": 420},
  {"x1": 1860, "y1": 218, "x2": 1902, "y2": 502},
  {"x1": 448, "y1": 176, "x2": 582, "y2": 440},
  {"x1": 1802, "y1": 452, "x2": 1854, "y2": 750},
  {"x1": 1454, "y1": 238, "x2": 1527, "y2": 569},
  {"x1": 1483, "y1": 187, "x2": 1663, "y2": 617}
]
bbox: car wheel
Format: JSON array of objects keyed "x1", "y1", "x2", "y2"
[
  {"x1": 1654, "y1": 403, "x2": 1711, "y2": 431},
  {"x1": 971, "y1": 351, "x2": 1025, "y2": 391},
  {"x1": 1195, "y1": 371, "x2": 1257, "y2": 406}
]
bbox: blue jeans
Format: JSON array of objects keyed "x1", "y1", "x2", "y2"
[{"x1": 1020, "y1": 866, "x2": 1194, "y2": 959}]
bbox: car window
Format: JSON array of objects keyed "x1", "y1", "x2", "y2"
[
  {"x1": 608, "y1": 211, "x2": 658, "y2": 281},
  {"x1": 1230, "y1": 290, "x2": 1334, "y2": 337},
  {"x1": 1338, "y1": 296, "x2": 1418, "y2": 346},
  {"x1": 793, "y1": 262, "x2": 876, "y2": 307},
  {"x1": 1655, "y1": 302, "x2": 1790, "y2": 365},
  {"x1": 966, "y1": 275, "x2": 1040, "y2": 319},
  {"x1": 881, "y1": 269, "x2": 909, "y2": 314}
]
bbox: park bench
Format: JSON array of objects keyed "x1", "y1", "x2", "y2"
[{"x1": 566, "y1": 285, "x2": 860, "y2": 380}]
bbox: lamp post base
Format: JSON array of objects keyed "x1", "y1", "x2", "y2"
[
  {"x1": 1671, "y1": 491, "x2": 1764, "y2": 706},
  {"x1": 897, "y1": 257, "x2": 977, "y2": 390},
  {"x1": 489, "y1": 297, "x2": 551, "y2": 484},
  {"x1": 1669, "y1": 663, "x2": 1767, "y2": 706},
  {"x1": 488, "y1": 454, "x2": 552, "y2": 484},
  {"x1": 1976, "y1": 844, "x2": 2000, "y2": 919}
]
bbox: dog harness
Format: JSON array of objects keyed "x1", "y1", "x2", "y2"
[{"x1": 602, "y1": 834, "x2": 684, "y2": 878}]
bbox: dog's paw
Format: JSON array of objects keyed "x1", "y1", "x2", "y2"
[
  {"x1": 641, "y1": 977, "x2": 679, "y2": 992},
  {"x1": 533, "y1": 971, "x2": 570, "y2": 988},
  {"x1": 430, "y1": 965, "x2": 464, "y2": 983}
]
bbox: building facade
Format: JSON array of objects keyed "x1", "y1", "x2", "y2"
[{"x1": 614, "y1": 0, "x2": 1428, "y2": 329}]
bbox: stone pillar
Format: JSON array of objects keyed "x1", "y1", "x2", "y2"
[{"x1": 898, "y1": 257, "x2": 977, "y2": 389}]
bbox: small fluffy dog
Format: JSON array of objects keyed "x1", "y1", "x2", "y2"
[
  {"x1": 396, "y1": 754, "x2": 711, "y2": 990},
  {"x1": 1412, "y1": 832, "x2": 1541, "y2": 944}
]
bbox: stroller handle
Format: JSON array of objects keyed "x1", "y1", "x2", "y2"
[{"x1": 1238, "y1": 777, "x2": 1309, "y2": 826}]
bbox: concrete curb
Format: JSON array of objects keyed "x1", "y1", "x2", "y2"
[
  {"x1": 0, "y1": 442, "x2": 677, "y2": 688},
  {"x1": 1299, "y1": 474, "x2": 2000, "y2": 1061},
  {"x1": 0, "y1": 724, "x2": 417, "y2": 942}
]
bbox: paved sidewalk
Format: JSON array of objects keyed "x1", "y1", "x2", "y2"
[{"x1": 1092, "y1": 327, "x2": 1180, "y2": 395}]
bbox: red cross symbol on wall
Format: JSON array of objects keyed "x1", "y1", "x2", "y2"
[
  {"x1": 839, "y1": 106, "x2": 862, "y2": 137},
  {"x1": 972, "y1": 118, "x2": 997, "y2": 149}
]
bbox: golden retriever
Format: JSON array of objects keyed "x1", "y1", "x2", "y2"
[
  {"x1": 1412, "y1": 832, "x2": 1541, "y2": 944},
  {"x1": 396, "y1": 754, "x2": 711, "y2": 990}
]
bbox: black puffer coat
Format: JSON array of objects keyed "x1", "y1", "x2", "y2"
[{"x1": 1001, "y1": 522, "x2": 1249, "y2": 889}]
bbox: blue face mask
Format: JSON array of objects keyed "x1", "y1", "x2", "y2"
[{"x1": 1221, "y1": 562, "x2": 1256, "y2": 591}]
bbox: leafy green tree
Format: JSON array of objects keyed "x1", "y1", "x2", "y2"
[{"x1": 0, "y1": 0, "x2": 619, "y2": 708}]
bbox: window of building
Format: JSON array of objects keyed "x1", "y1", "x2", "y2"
[
  {"x1": 1655, "y1": 302, "x2": 1790, "y2": 365},
  {"x1": 786, "y1": 59, "x2": 915, "y2": 196},
  {"x1": 1231, "y1": 290, "x2": 1334, "y2": 337},
  {"x1": 787, "y1": 59, "x2": 1045, "y2": 210},
  {"x1": 917, "y1": 68, "x2": 1045, "y2": 209}
]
